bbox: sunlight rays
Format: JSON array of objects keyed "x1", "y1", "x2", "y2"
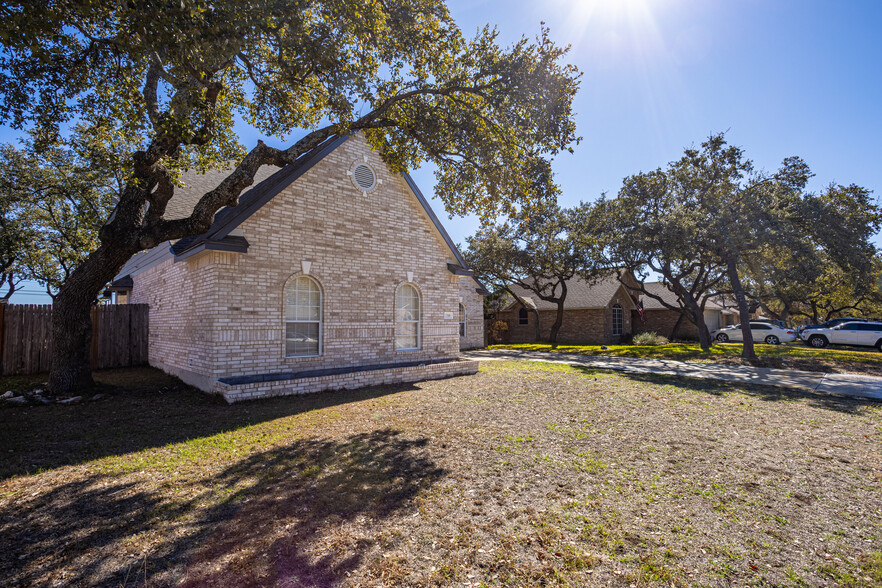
[{"x1": 550, "y1": 0, "x2": 697, "y2": 154}]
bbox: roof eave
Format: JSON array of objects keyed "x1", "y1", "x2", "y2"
[{"x1": 174, "y1": 236, "x2": 250, "y2": 262}]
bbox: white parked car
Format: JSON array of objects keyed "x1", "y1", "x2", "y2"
[
  {"x1": 711, "y1": 322, "x2": 797, "y2": 345},
  {"x1": 800, "y1": 321, "x2": 882, "y2": 350}
]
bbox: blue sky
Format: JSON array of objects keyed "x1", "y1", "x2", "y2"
[{"x1": 7, "y1": 0, "x2": 882, "y2": 303}]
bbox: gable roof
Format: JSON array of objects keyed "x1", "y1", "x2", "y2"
[
  {"x1": 503, "y1": 274, "x2": 636, "y2": 311},
  {"x1": 116, "y1": 133, "x2": 474, "y2": 280},
  {"x1": 634, "y1": 282, "x2": 738, "y2": 314}
]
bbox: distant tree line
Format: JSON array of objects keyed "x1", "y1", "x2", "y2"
[{"x1": 465, "y1": 134, "x2": 881, "y2": 361}]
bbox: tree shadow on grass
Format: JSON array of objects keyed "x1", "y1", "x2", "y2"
[
  {"x1": 1, "y1": 428, "x2": 443, "y2": 587},
  {"x1": 0, "y1": 367, "x2": 422, "y2": 481},
  {"x1": 569, "y1": 366, "x2": 878, "y2": 415}
]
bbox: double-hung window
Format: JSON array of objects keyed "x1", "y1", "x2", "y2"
[
  {"x1": 395, "y1": 284, "x2": 421, "y2": 350},
  {"x1": 285, "y1": 276, "x2": 322, "y2": 357},
  {"x1": 612, "y1": 304, "x2": 623, "y2": 336}
]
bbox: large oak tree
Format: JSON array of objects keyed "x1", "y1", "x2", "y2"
[
  {"x1": 592, "y1": 134, "x2": 879, "y2": 360},
  {"x1": 584, "y1": 187, "x2": 727, "y2": 351},
  {"x1": 0, "y1": 0, "x2": 581, "y2": 393},
  {"x1": 464, "y1": 197, "x2": 604, "y2": 345}
]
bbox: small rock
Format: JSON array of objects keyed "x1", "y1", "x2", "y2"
[
  {"x1": 32, "y1": 389, "x2": 44, "y2": 395},
  {"x1": 1, "y1": 391, "x2": 13, "y2": 399},
  {"x1": 91, "y1": 394, "x2": 106, "y2": 401},
  {"x1": 6, "y1": 396, "x2": 28, "y2": 405},
  {"x1": 33, "y1": 395, "x2": 52, "y2": 405},
  {"x1": 58, "y1": 396, "x2": 82, "y2": 405}
]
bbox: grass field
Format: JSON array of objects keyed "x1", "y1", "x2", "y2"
[
  {"x1": 491, "y1": 342, "x2": 882, "y2": 376},
  {"x1": 1, "y1": 363, "x2": 880, "y2": 586}
]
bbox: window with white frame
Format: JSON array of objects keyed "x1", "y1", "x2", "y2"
[
  {"x1": 612, "y1": 304, "x2": 623, "y2": 336},
  {"x1": 459, "y1": 303, "x2": 466, "y2": 337},
  {"x1": 285, "y1": 276, "x2": 322, "y2": 357},
  {"x1": 518, "y1": 307, "x2": 529, "y2": 325},
  {"x1": 395, "y1": 283, "x2": 421, "y2": 350}
]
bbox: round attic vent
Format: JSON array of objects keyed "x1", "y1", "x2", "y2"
[{"x1": 351, "y1": 163, "x2": 377, "y2": 192}]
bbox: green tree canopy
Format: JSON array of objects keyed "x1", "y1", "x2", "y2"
[
  {"x1": 589, "y1": 134, "x2": 880, "y2": 359},
  {"x1": 465, "y1": 197, "x2": 604, "y2": 345},
  {"x1": 0, "y1": 131, "x2": 122, "y2": 297},
  {"x1": 0, "y1": 0, "x2": 581, "y2": 393}
]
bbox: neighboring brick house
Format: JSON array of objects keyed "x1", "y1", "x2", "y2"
[
  {"x1": 459, "y1": 276, "x2": 486, "y2": 350},
  {"x1": 629, "y1": 282, "x2": 738, "y2": 340},
  {"x1": 496, "y1": 275, "x2": 637, "y2": 344},
  {"x1": 111, "y1": 133, "x2": 487, "y2": 402}
]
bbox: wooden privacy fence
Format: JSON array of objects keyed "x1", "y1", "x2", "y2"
[{"x1": 0, "y1": 304, "x2": 149, "y2": 376}]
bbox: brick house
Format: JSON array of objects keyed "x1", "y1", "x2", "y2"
[
  {"x1": 629, "y1": 282, "x2": 738, "y2": 340},
  {"x1": 111, "y1": 133, "x2": 487, "y2": 402},
  {"x1": 495, "y1": 275, "x2": 637, "y2": 344}
]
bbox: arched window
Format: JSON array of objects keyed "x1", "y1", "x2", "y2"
[
  {"x1": 285, "y1": 275, "x2": 322, "y2": 357},
  {"x1": 518, "y1": 307, "x2": 529, "y2": 325},
  {"x1": 395, "y1": 283, "x2": 421, "y2": 350},
  {"x1": 612, "y1": 304, "x2": 623, "y2": 336},
  {"x1": 459, "y1": 303, "x2": 466, "y2": 338}
]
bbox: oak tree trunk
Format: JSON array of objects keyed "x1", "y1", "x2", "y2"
[
  {"x1": 548, "y1": 284, "x2": 567, "y2": 347},
  {"x1": 669, "y1": 282, "x2": 712, "y2": 351},
  {"x1": 532, "y1": 308, "x2": 541, "y2": 342},
  {"x1": 725, "y1": 255, "x2": 757, "y2": 361},
  {"x1": 48, "y1": 243, "x2": 137, "y2": 395},
  {"x1": 669, "y1": 312, "x2": 684, "y2": 341},
  {"x1": 549, "y1": 299, "x2": 565, "y2": 346},
  {"x1": 681, "y1": 298, "x2": 711, "y2": 351}
]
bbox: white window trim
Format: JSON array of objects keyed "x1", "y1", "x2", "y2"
[
  {"x1": 395, "y1": 282, "x2": 421, "y2": 351},
  {"x1": 285, "y1": 275, "x2": 323, "y2": 358},
  {"x1": 459, "y1": 303, "x2": 466, "y2": 338},
  {"x1": 612, "y1": 304, "x2": 623, "y2": 336}
]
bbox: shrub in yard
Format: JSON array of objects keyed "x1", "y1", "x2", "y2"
[
  {"x1": 632, "y1": 331, "x2": 669, "y2": 346},
  {"x1": 488, "y1": 320, "x2": 509, "y2": 344}
]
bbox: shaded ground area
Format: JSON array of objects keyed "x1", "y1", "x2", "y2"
[
  {"x1": 1, "y1": 363, "x2": 880, "y2": 586},
  {"x1": 493, "y1": 342, "x2": 882, "y2": 377}
]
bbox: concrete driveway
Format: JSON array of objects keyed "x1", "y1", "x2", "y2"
[{"x1": 461, "y1": 348, "x2": 882, "y2": 401}]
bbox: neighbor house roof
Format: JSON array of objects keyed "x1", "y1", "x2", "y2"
[
  {"x1": 634, "y1": 282, "x2": 738, "y2": 314},
  {"x1": 116, "y1": 133, "x2": 482, "y2": 291},
  {"x1": 502, "y1": 274, "x2": 635, "y2": 311}
]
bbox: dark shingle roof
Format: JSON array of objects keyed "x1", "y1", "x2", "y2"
[
  {"x1": 636, "y1": 282, "x2": 737, "y2": 313},
  {"x1": 504, "y1": 274, "x2": 634, "y2": 310},
  {"x1": 164, "y1": 165, "x2": 282, "y2": 221}
]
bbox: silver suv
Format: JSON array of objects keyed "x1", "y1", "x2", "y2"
[{"x1": 801, "y1": 321, "x2": 882, "y2": 351}]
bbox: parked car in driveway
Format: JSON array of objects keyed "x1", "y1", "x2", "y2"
[
  {"x1": 752, "y1": 318, "x2": 788, "y2": 329},
  {"x1": 711, "y1": 323, "x2": 797, "y2": 345},
  {"x1": 800, "y1": 321, "x2": 882, "y2": 350},
  {"x1": 797, "y1": 317, "x2": 866, "y2": 340}
]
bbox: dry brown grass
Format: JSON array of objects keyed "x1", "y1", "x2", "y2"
[{"x1": 1, "y1": 362, "x2": 880, "y2": 587}]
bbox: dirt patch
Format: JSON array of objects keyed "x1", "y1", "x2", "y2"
[{"x1": 0, "y1": 362, "x2": 880, "y2": 586}]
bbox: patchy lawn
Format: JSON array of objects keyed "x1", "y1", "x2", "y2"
[
  {"x1": 492, "y1": 342, "x2": 882, "y2": 377},
  {"x1": 1, "y1": 363, "x2": 880, "y2": 587}
]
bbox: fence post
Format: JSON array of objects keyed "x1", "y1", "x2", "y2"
[
  {"x1": 90, "y1": 307, "x2": 99, "y2": 370},
  {"x1": 0, "y1": 302, "x2": 5, "y2": 375}
]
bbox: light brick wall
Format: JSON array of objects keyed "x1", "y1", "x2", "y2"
[
  {"x1": 459, "y1": 278, "x2": 485, "y2": 350},
  {"x1": 130, "y1": 134, "x2": 475, "y2": 397},
  {"x1": 129, "y1": 253, "x2": 220, "y2": 390}
]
